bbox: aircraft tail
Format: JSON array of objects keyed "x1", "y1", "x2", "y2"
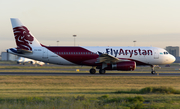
[{"x1": 10, "y1": 18, "x2": 42, "y2": 52}]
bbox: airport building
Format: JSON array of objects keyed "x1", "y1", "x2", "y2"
[
  {"x1": 165, "y1": 46, "x2": 180, "y2": 63},
  {"x1": 166, "y1": 46, "x2": 179, "y2": 57},
  {"x1": 1, "y1": 52, "x2": 18, "y2": 61}
]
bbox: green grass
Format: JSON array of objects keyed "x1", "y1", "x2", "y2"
[
  {"x1": 0, "y1": 76, "x2": 180, "y2": 97},
  {"x1": 0, "y1": 95, "x2": 180, "y2": 109},
  {"x1": 0, "y1": 76, "x2": 179, "y2": 108},
  {"x1": 0, "y1": 61, "x2": 17, "y2": 64},
  {"x1": 0, "y1": 61, "x2": 180, "y2": 108}
]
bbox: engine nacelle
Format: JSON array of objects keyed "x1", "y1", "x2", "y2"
[
  {"x1": 30, "y1": 61, "x2": 35, "y2": 65},
  {"x1": 111, "y1": 61, "x2": 136, "y2": 71}
]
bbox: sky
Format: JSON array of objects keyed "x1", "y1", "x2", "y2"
[{"x1": 0, "y1": 0, "x2": 180, "y2": 52}]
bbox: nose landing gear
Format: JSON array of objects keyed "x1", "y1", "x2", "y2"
[{"x1": 151, "y1": 65, "x2": 156, "y2": 74}]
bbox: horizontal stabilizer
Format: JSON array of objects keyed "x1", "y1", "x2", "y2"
[{"x1": 17, "y1": 49, "x2": 33, "y2": 54}]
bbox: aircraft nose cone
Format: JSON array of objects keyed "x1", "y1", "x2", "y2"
[
  {"x1": 164, "y1": 55, "x2": 176, "y2": 64},
  {"x1": 171, "y1": 55, "x2": 176, "y2": 63},
  {"x1": 169, "y1": 55, "x2": 176, "y2": 63}
]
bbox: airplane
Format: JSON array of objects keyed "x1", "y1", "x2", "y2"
[
  {"x1": 7, "y1": 18, "x2": 176, "y2": 74},
  {"x1": 17, "y1": 57, "x2": 45, "y2": 66}
]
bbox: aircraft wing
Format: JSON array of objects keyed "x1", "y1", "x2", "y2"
[{"x1": 96, "y1": 51, "x2": 127, "y2": 64}]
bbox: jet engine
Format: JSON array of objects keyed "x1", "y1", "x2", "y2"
[
  {"x1": 97, "y1": 61, "x2": 136, "y2": 71},
  {"x1": 111, "y1": 61, "x2": 136, "y2": 71},
  {"x1": 30, "y1": 61, "x2": 36, "y2": 65}
]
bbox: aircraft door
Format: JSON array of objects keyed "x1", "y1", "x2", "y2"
[
  {"x1": 42, "y1": 48, "x2": 48, "y2": 59},
  {"x1": 154, "y1": 49, "x2": 159, "y2": 59}
]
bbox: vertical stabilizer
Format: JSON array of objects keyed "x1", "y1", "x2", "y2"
[{"x1": 10, "y1": 18, "x2": 41, "y2": 51}]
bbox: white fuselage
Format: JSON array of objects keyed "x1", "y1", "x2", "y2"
[{"x1": 8, "y1": 46, "x2": 176, "y2": 66}]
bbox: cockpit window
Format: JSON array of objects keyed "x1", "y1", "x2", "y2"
[{"x1": 164, "y1": 52, "x2": 169, "y2": 55}]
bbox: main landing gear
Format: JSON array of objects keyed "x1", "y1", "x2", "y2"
[
  {"x1": 151, "y1": 65, "x2": 156, "y2": 74},
  {"x1": 89, "y1": 67, "x2": 106, "y2": 74},
  {"x1": 90, "y1": 68, "x2": 96, "y2": 74},
  {"x1": 99, "y1": 69, "x2": 106, "y2": 74}
]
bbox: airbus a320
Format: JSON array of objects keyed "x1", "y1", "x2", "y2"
[{"x1": 7, "y1": 18, "x2": 176, "y2": 74}]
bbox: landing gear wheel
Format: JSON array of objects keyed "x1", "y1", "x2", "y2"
[
  {"x1": 151, "y1": 65, "x2": 156, "y2": 74},
  {"x1": 151, "y1": 71, "x2": 156, "y2": 74},
  {"x1": 90, "y1": 68, "x2": 96, "y2": 74},
  {"x1": 99, "y1": 69, "x2": 106, "y2": 74}
]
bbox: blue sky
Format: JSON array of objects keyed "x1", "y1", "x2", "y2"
[{"x1": 0, "y1": 0, "x2": 180, "y2": 52}]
